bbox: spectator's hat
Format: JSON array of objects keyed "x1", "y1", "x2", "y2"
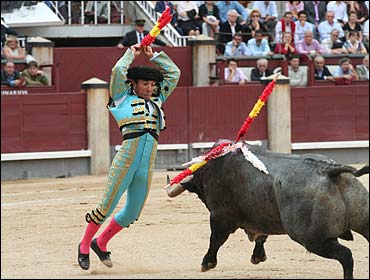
[
  {"x1": 206, "y1": 15, "x2": 217, "y2": 23},
  {"x1": 135, "y1": 19, "x2": 146, "y2": 26},
  {"x1": 127, "y1": 66, "x2": 164, "y2": 83}
]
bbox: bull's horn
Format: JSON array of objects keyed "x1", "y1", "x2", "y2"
[
  {"x1": 165, "y1": 183, "x2": 186, "y2": 198},
  {"x1": 166, "y1": 174, "x2": 170, "y2": 185}
]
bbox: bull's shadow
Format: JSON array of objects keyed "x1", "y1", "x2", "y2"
[{"x1": 167, "y1": 141, "x2": 369, "y2": 279}]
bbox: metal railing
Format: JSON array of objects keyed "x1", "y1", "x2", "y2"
[
  {"x1": 135, "y1": 1, "x2": 191, "y2": 47},
  {"x1": 48, "y1": 1, "x2": 188, "y2": 46},
  {"x1": 51, "y1": 1, "x2": 125, "y2": 25}
]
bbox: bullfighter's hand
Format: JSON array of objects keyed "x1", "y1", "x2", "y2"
[
  {"x1": 143, "y1": 46, "x2": 154, "y2": 59},
  {"x1": 130, "y1": 44, "x2": 142, "y2": 57}
]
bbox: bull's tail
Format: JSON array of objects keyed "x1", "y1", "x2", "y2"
[
  {"x1": 327, "y1": 165, "x2": 357, "y2": 178},
  {"x1": 327, "y1": 164, "x2": 369, "y2": 178},
  {"x1": 353, "y1": 164, "x2": 369, "y2": 177}
]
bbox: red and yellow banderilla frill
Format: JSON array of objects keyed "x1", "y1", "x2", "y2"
[
  {"x1": 140, "y1": 6, "x2": 172, "y2": 47},
  {"x1": 168, "y1": 75, "x2": 279, "y2": 187}
]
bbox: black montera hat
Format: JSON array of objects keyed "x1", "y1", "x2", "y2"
[{"x1": 127, "y1": 66, "x2": 164, "y2": 83}]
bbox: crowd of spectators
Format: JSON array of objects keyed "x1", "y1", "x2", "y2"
[
  {"x1": 146, "y1": 1, "x2": 368, "y2": 85},
  {"x1": 2, "y1": 1, "x2": 369, "y2": 88},
  {"x1": 150, "y1": 1, "x2": 367, "y2": 86},
  {"x1": 148, "y1": 1, "x2": 368, "y2": 58}
]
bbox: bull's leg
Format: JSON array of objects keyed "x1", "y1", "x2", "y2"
[
  {"x1": 201, "y1": 211, "x2": 236, "y2": 272},
  {"x1": 305, "y1": 238, "x2": 354, "y2": 279},
  {"x1": 250, "y1": 235, "x2": 268, "y2": 265}
]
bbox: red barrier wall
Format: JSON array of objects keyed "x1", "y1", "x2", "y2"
[
  {"x1": 291, "y1": 84, "x2": 369, "y2": 142},
  {"x1": 187, "y1": 85, "x2": 267, "y2": 142},
  {"x1": 1, "y1": 91, "x2": 87, "y2": 153},
  {"x1": 53, "y1": 46, "x2": 193, "y2": 92},
  {"x1": 1, "y1": 84, "x2": 368, "y2": 153}
]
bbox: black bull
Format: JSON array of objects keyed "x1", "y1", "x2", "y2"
[{"x1": 167, "y1": 142, "x2": 369, "y2": 279}]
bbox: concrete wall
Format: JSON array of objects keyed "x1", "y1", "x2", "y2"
[{"x1": 1, "y1": 158, "x2": 90, "y2": 180}]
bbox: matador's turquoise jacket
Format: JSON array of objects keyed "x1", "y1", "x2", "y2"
[
  {"x1": 108, "y1": 49, "x2": 181, "y2": 134},
  {"x1": 85, "y1": 49, "x2": 180, "y2": 227}
]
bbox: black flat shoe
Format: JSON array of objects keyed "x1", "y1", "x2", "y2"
[
  {"x1": 91, "y1": 238, "x2": 113, "y2": 268},
  {"x1": 78, "y1": 243, "x2": 90, "y2": 270}
]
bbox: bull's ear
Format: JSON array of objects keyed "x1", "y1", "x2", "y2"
[{"x1": 167, "y1": 175, "x2": 170, "y2": 185}]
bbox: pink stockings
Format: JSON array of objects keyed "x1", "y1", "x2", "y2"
[
  {"x1": 80, "y1": 217, "x2": 123, "y2": 254},
  {"x1": 96, "y1": 218, "x2": 123, "y2": 251},
  {"x1": 79, "y1": 222, "x2": 101, "y2": 254}
]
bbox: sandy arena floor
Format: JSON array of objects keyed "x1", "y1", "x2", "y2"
[{"x1": 1, "y1": 168, "x2": 369, "y2": 279}]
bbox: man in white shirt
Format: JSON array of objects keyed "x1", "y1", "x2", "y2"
[
  {"x1": 327, "y1": 1, "x2": 348, "y2": 26},
  {"x1": 117, "y1": 19, "x2": 167, "y2": 48},
  {"x1": 318, "y1": 11, "x2": 345, "y2": 42},
  {"x1": 275, "y1": 11, "x2": 299, "y2": 44},
  {"x1": 321, "y1": 29, "x2": 348, "y2": 54},
  {"x1": 288, "y1": 55, "x2": 307, "y2": 87}
]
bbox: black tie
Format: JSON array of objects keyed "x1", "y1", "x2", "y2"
[{"x1": 139, "y1": 33, "x2": 143, "y2": 43}]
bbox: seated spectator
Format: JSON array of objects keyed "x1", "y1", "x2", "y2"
[
  {"x1": 327, "y1": 1, "x2": 348, "y2": 26},
  {"x1": 274, "y1": 32, "x2": 297, "y2": 55},
  {"x1": 1, "y1": 60, "x2": 25, "y2": 87},
  {"x1": 275, "y1": 11, "x2": 298, "y2": 44},
  {"x1": 344, "y1": 31, "x2": 367, "y2": 54},
  {"x1": 177, "y1": 1, "x2": 202, "y2": 36},
  {"x1": 244, "y1": 9, "x2": 270, "y2": 42},
  {"x1": 343, "y1": 12, "x2": 364, "y2": 43},
  {"x1": 356, "y1": 54, "x2": 369, "y2": 80},
  {"x1": 333, "y1": 57, "x2": 359, "y2": 82},
  {"x1": 155, "y1": 1, "x2": 183, "y2": 35},
  {"x1": 216, "y1": 1, "x2": 248, "y2": 25},
  {"x1": 296, "y1": 30, "x2": 326, "y2": 55},
  {"x1": 247, "y1": 30, "x2": 274, "y2": 56},
  {"x1": 224, "y1": 32, "x2": 250, "y2": 56},
  {"x1": 84, "y1": 1, "x2": 108, "y2": 23},
  {"x1": 321, "y1": 29, "x2": 348, "y2": 55},
  {"x1": 251, "y1": 1, "x2": 278, "y2": 41},
  {"x1": 117, "y1": 19, "x2": 168, "y2": 48},
  {"x1": 218, "y1": 9, "x2": 244, "y2": 54},
  {"x1": 285, "y1": 1, "x2": 304, "y2": 21},
  {"x1": 313, "y1": 55, "x2": 335, "y2": 81},
  {"x1": 347, "y1": 1, "x2": 368, "y2": 25},
  {"x1": 288, "y1": 55, "x2": 307, "y2": 86},
  {"x1": 199, "y1": 1, "x2": 221, "y2": 38},
  {"x1": 295, "y1": 11, "x2": 314, "y2": 41},
  {"x1": 1, "y1": 18, "x2": 19, "y2": 51},
  {"x1": 20, "y1": 61, "x2": 49, "y2": 86},
  {"x1": 2, "y1": 35, "x2": 36, "y2": 63},
  {"x1": 224, "y1": 58, "x2": 248, "y2": 85},
  {"x1": 318, "y1": 11, "x2": 345, "y2": 42},
  {"x1": 250, "y1": 58, "x2": 274, "y2": 81}
]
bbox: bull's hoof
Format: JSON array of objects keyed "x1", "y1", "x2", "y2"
[
  {"x1": 201, "y1": 262, "x2": 217, "y2": 272},
  {"x1": 250, "y1": 255, "x2": 267, "y2": 265}
]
